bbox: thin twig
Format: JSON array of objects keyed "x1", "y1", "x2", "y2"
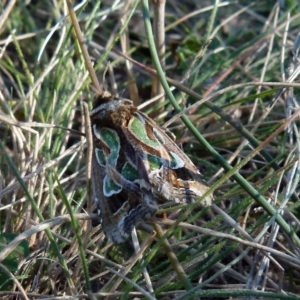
[{"x1": 65, "y1": 0, "x2": 102, "y2": 93}]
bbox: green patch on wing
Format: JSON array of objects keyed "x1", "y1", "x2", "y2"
[
  {"x1": 153, "y1": 128, "x2": 165, "y2": 144},
  {"x1": 103, "y1": 175, "x2": 122, "y2": 196},
  {"x1": 169, "y1": 151, "x2": 185, "y2": 169},
  {"x1": 148, "y1": 154, "x2": 162, "y2": 170},
  {"x1": 129, "y1": 116, "x2": 160, "y2": 149},
  {"x1": 121, "y1": 162, "x2": 139, "y2": 181},
  {"x1": 95, "y1": 148, "x2": 106, "y2": 166},
  {"x1": 100, "y1": 128, "x2": 120, "y2": 167}
]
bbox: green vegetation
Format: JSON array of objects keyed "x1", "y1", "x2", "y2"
[{"x1": 0, "y1": 1, "x2": 300, "y2": 299}]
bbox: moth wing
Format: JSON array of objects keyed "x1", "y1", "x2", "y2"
[
  {"x1": 136, "y1": 112, "x2": 213, "y2": 206},
  {"x1": 91, "y1": 155, "x2": 130, "y2": 244}
]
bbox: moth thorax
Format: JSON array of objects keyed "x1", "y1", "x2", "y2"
[{"x1": 110, "y1": 106, "x2": 136, "y2": 126}]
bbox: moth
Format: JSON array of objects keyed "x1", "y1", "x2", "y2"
[{"x1": 90, "y1": 91, "x2": 213, "y2": 244}]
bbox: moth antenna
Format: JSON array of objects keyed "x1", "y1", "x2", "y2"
[{"x1": 107, "y1": 63, "x2": 119, "y2": 96}]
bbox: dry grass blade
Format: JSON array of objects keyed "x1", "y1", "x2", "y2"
[{"x1": 107, "y1": 267, "x2": 156, "y2": 300}]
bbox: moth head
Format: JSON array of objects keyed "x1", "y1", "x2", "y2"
[
  {"x1": 91, "y1": 95, "x2": 137, "y2": 127},
  {"x1": 93, "y1": 91, "x2": 115, "y2": 108}
]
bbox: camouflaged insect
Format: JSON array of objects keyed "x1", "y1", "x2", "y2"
[{"x1": 90, "y1": 91, "x2": 213, "y2": 244}]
